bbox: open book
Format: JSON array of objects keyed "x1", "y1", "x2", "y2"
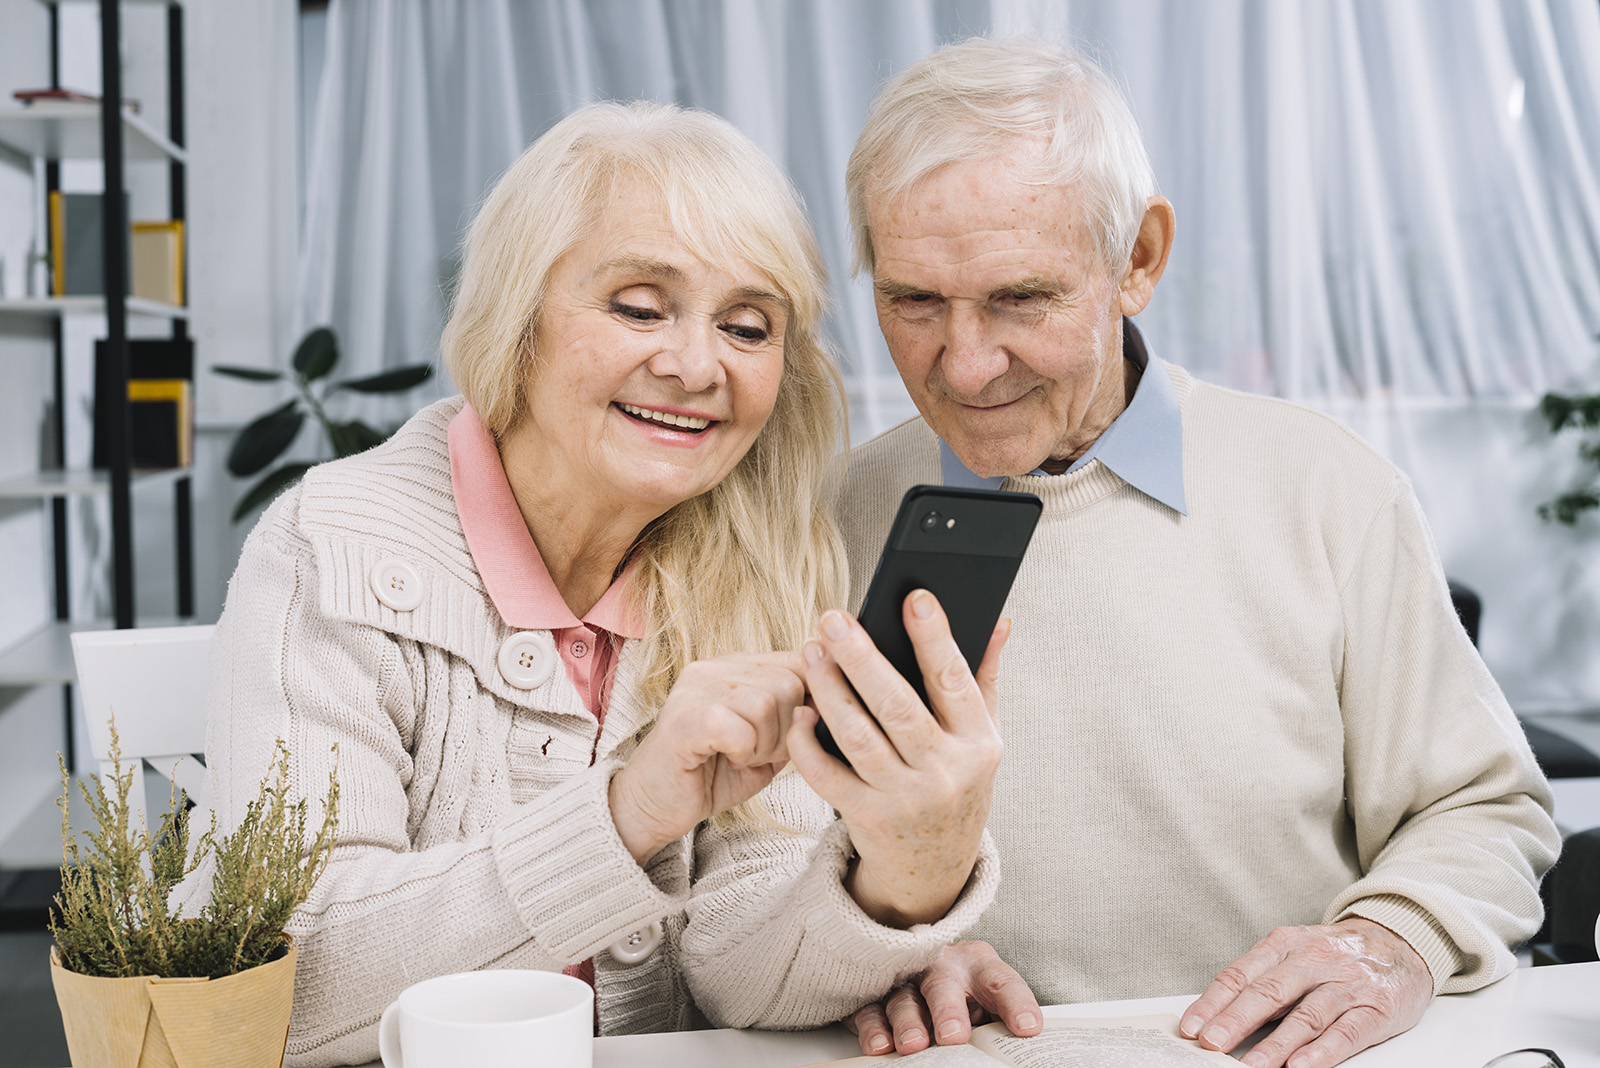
[{"x1": 807, "y1": 1015, "x2": 1239, "y2": 1067}]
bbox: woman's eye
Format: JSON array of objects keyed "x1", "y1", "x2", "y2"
[
  {"x1": 612, "y1": 302, "x2": 663, "y2": 322},
  {"x1": 722, "y1": 321, "x2": 769, "y2": 343}
]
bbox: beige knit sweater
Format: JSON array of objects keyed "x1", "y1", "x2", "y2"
[
  {"x1": 176, "y1": 397, "x2": 997, "y2": 1067},
  {"x1": 838, "y1": 363, "x2": 1559, "y2": 1006}
]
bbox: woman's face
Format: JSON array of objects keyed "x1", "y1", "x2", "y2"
[{"x1": 522, "y1": 188, "x2": 789, "y2": 517}]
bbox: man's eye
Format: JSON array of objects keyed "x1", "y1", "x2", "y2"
[{"x1": 896, "y1": 294, "x2": 941, "y2": 314}]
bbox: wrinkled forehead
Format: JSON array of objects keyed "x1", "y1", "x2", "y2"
[
  {"x1": 592, "y1": 168, "x2": 797, "y2": 307},
  {"x1": 866, "y1": 157, "x2": 1099, "y2": 278}
]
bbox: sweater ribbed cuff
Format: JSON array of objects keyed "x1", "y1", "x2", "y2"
[
  {"x1": 1335, "y1": 894, "x2": 1465, "y2": 994},
  {"x1": 796, "y1": 822, "x2": 1001, "y2": 977},
  {"x1": 491, "y1": 759, "x2": 682, "y2": 963}
]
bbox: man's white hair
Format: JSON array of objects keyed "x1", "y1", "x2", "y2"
[{"x1": 846, "y1": 36, "x2": 1157, "y2": 275}]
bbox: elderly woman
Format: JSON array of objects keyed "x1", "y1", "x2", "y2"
[{"x1": 183, "y1": 101, "x2": 1007, "y2": 1066}]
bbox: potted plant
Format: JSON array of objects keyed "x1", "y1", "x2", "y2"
[
  {"x1": 1537, "y1": 389, "x2": 1600, "y2": 524},
  {"x1": 212, "y1": 325, "x2": 434, "y2": 521},
  {"x1": 50, "y1": 727, "x2": 338, "y2": 1068}
]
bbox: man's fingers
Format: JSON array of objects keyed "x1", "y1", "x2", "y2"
[
  {"x1": 965, "y1": 952, "x2": 1043, "y2": 1037},
  {"x1": 849, "y1": 1002, "x2": 895, "y2": 1056},
  {"x1": 1193, "y1": 962, "x2": 1319, "y2": 1053},
  {"x1": 884, "y1": 985, "x2": 934, "y2": 1054},
  {"x1": 1273, "y1": 1004, "x2": 1388, "y2": 1068},
  {"x1": 1180, "y1": 933, "x2": 1293, "y2": 1039},
  {"x1": 919, "y1": 967, "x2": 977, "y2": 1046},
  {"x1": 1235, "y1": 985, "x2": 1351, "y2": 1068}
]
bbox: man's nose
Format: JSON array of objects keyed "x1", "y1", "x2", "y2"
[
  {"x1": 648, "y1": 319, "x2": 725, "y2": 393},
  {"x1": 938, "y1": 305, "x2": 1009, "y2": 398}
]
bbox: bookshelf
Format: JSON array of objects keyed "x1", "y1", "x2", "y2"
[
  {"x1": 0, "y1": 294, "x2": 188, "y2": 318},
  {"x1": 0, "y1": 465, "x2": 188, "y2": 501},
  {"x1": 0, "y1": 0, "x2": 192, "y2": 888},
  {"x1": 0, "y1": 0, "x2": 195, "y2": 638},
  {"x1": 0, "y1": 101, "x2": 186, "y2": 162}
]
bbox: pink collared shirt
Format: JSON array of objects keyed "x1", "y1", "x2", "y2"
[{"x1": 448, "y1": 404, "x2": 646, "y2": 725}]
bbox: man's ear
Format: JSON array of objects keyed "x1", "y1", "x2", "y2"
[{"x1": 1118, "y1": 196, "x2": 1175, "y2": 317}]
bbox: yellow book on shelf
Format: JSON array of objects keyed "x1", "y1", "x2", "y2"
[
  {"x1": 131, "y1": 220, "x2": 184, "y2": 305},
  {"x1": 49, "y1": 190, "x2": 64, "y2": 297}
]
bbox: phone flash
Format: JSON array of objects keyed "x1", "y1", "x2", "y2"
[{"x1": 946, "y1": 518, "x2": 957, "y2": 530}]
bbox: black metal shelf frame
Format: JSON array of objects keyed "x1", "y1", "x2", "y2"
[{"x1": 38, "y1": 0, "x2": 196, "y2": 771}]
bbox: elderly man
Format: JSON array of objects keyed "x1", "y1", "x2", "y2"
[{"x1": 822, "y1": 37, "x2": 1560, "y2": 1068}]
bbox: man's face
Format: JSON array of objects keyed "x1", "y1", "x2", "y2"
[{"x1": 867, "y1": 147, "x2": 1129, "y2": 478}]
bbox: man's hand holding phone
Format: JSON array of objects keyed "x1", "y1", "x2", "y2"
[{"x1": 787, "y1": 590, "x2": 1008, "y2": 929}]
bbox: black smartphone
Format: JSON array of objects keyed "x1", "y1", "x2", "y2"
[{"x1": 817, "y1": 485, "x2": 1043, "y2": 764}]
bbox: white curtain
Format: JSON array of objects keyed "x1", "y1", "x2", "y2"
[
  {"x1": 297, "y1": 1, "x2": 1600, "y2": 709},
  {"x1": 299, "y1": 0, "x2": 1600, "y2": 424}
]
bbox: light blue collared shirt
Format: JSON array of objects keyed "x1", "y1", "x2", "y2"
[{"x1": 939, "y1": 325, "x2": 1188, "y2": 515}]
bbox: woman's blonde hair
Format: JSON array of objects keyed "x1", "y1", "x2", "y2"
[{"x1": 443, "y1": 101, "x2": 846, "y2": 714}]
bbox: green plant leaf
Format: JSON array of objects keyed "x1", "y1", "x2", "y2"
[
  {"x1": 227, "y1": 400, "x2": 304, "y2": 477},
  {"x1": 232, "y1": 462, "x2": 313, "y2": 522},
  {"x1": 210, "y1": 364, "x2": 283, "y2": 382},
  {"x1": 1539, "y1": 490, "x2": 1600, "y2": 526},
  {"x1": 1540, "y1": 393, "x2": 1576, "y2": 433},
  {"x1": 327, "y1": 419, "x2": 388, "y2": 459},
  {"x1": 292, "y1": 327, "x2": 339, "y2": 382},
  {"x1": 333, "y1": 364, "x2": 434, "y2": 393}
]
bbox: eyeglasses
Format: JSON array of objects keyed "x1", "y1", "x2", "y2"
[{"x1": 1482, "y1": 1050, "x2": 1565, "y2": 1068}]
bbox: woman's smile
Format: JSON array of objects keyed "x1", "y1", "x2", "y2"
[{"x1": 614, "y1": 401, "x2": 719, "y2": 438}]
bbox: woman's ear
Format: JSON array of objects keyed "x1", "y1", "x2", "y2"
[{"x1": 1118, "y1": 196, "x2": 1175, "y2": 317}]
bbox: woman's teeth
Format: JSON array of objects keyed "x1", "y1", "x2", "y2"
[{"x1": 619, "y1": 403, "x2": 711, "y2": 431}]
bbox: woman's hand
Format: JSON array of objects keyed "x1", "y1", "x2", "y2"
[
  {"x1": 788, "y1": 591, "x2": 1007, "y2": 928},
  {"x1": 609, "y1": 652, "x2": 808, "y2": 864}
]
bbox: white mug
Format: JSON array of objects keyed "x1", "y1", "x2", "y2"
[{"x1": 378, "y1": 970, "x2": 593, "y2": 1068}]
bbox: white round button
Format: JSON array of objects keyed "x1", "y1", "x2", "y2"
[
  {"x1": 497, "y1": 632, "x2": 554, "y2": 689},
  {"x1": 369, "y1": 558, "x2": 423, "y2": 612},
  {"x1": 607, "y1": 920, "x2": 662, "y2": 966}
]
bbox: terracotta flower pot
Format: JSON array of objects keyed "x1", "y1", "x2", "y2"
[{"x1": 50, "y1": 938, "x2": 297, "y2": 1068}]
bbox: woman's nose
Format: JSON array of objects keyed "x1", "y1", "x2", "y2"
[{"x1": 648, "y1": 320, "x2": 725, "y2": 393}]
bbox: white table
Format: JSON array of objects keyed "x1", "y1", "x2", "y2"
[
  {"x1": 51, "y1": 962, "x2": 1598, "y2": 1067},
  {"x1": 578, "y1": 962, "x2": 1600, "y2": 1067}
]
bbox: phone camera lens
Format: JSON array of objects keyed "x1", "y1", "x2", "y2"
[{"x1": 920, "y1": 510, "x2": 942, "y2": 532}]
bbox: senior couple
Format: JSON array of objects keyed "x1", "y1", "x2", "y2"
[{"x1": 186, "y1": 37, "x2": 1558, "y2": 1068}]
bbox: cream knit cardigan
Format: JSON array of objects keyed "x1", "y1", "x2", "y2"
[
  {"x1": 838, "y1": 363, "x2": 1559, "y2": 1007},
  {"x1": 177, "y1": 398, "x2": 997, "y2": 1067}
]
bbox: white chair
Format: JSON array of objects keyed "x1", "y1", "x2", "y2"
[{"x1": 70, "y1": 624, "x2": 216, "y2": 834}]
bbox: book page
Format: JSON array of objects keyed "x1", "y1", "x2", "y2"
[
  {"x1": 800, "y1": 1042, "x2": 1005, "y2": 1066},
  {"x1": 970, "y1": 1016, "x2": 1238, "y2": 1067},
  {"x1": 798, "y1": 1015, "x2": 1237, "y2": 1067}
]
